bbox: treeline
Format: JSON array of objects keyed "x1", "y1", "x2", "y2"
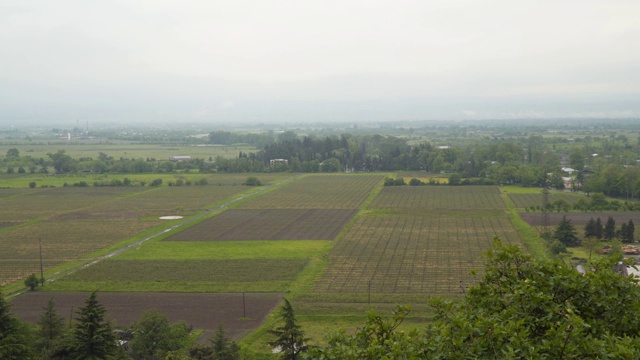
[
  {"x1": 4, "y1": 130, "x2": 640, "y2": 200},
  {"x1": 0, "y1": 290, "x2": 240, "y2": 360}
]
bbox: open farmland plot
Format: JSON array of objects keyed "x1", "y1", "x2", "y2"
[
  {"x1": 165, "y1": 209, "x2": 357, "y2": 241},
  {"x1": 0, "y1": 185, "x2": 254, "y2": 285},
  {"x1": 88, "y1": 185, "x2": 248, "y2": 215},
  {"x1": 0, "y1": 187, "x2": 142, "y2": 222},
  {"x1": 370, "y1": 186, "x2": 505, "y2": 209},
  {"x1": 508, "y1": 192, "x2": 584, "y2": 209},
  {"x1": 48, "y1": 259, "x2": 308, "y2": 292},
  {"x1": 11, "y1": 292, "x2": 281, "y2": 340},
  {"x1": 240, "y1": 174, "x2": 383, "y2": 209},
  {"x1": 314, "y1": 185, "x2": 523, "y2": 296},
  {"x1": 314, "y1": 210, "x2": 520, "y2": 295}
]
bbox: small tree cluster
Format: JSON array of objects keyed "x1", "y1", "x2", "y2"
[
  {"x1": 584, "y1": 217, "x2": 604, "y2": 239},
  {"x1": 383, "y1": 177, "x2": 406, "y2": 186}
]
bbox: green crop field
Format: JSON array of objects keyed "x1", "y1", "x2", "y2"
[
  {"x1": 0, "y1": 142, "x2": 257, "y2": 161},
  {"x1": 46, "y1": 259, "x2": 308, "y2": 292},
  {"x1": 0, "y1": 172, "x2": 284, "y2": 189},
  {"x1": 239, "y1": 174, "x2": 384, "y2": 209},
  {"x1": 370, "y1": 186, "x2": 505, "y2": 209}
]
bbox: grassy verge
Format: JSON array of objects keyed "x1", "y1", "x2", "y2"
[{"x1": 500, "y1": 187, "x2": 549, "y2": 259}]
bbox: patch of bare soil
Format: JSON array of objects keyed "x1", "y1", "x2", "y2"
[{"x1": 11, "y1": 292, "x2": 282, "y2": 341}]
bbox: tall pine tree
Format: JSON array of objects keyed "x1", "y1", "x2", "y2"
[
  {"x1": 604, "y1": 216, "x2": 616, "y2": 241},
  {"x1": 555, "y1": 216, "x2": 580, "y2": 246},
  {"x1": 69, "y1": 291, "x2": 116, "y2": 360},
  {"x1": 269, "y1": 298, "x2": 309, "y2": 360}
]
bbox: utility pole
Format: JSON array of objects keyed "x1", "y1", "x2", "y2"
[{"x1": 39, "y1": 238, "x2": 44, "y2": 286}]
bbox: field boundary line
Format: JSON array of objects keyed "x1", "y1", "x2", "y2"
[{"x1": 499, "y1": 188, "x2": 549, "y2": 259}]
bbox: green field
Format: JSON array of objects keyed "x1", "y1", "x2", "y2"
[{"x1": 0, "y1": 142, "x2": 256, "y2": 162}]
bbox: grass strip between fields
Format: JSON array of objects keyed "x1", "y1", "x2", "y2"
[{"x1": 500, "y1": 187, "x2": 549, "y2": 259}]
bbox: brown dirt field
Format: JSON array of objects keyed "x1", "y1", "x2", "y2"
[
  {"x1": 11, "y1": 292, "x2": 282, "y2": 341},
  {"x1": 521, "y1": 212, "x2": 640, "y2": 226},
  {"x1": 166, "y1": 209, "x2": 357, "y2": 241}
]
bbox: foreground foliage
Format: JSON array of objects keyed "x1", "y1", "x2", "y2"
[{"x1": 307, "y1": 238, "x2": 640, "y2": 359}]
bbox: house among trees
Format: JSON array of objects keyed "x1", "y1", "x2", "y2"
[
  {"x1": 169, "y1": 156, "x2": 191, "y2": 162},
  {"x1": 270, "y1": 158, "x2": 288, "y2": 167}
]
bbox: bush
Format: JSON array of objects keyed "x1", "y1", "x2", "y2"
[
  {"x1": 409, "y1": 178, "x2": 422, "y2": 186},
  {"x1": 150, "y1": 179, "x2": 163, "y2": 187},
  {"x1": 244, "y1": 177, "x2": 262, "y2": 186}
]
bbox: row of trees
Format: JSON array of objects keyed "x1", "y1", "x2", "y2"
[{"x1": 0, "y1": 291, "x2": 240, "y2": 360}]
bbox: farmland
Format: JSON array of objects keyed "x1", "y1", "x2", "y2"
[
  {"x1": 0, "y1": 174, "x2": 284, "y2": 285},
  {"x1": 11, "y1": 292, "x2": 281, "y2": 340},
  {"x1": 4, "y1": 173, "x2": 534, "y2": 350},
  {"x1": 315, "y1": 186, "x2": 521, "y2": 297},
  {"x1": 165, "y1": 209, "x2": 358, "y2": 241},
  {"x1": 370, "y1": 185, "x2": 505, "y2": 209},
  {"x1": 239, "y1": 174, "x2": 384, "y2": 209},
  {"x1": 0, "y1": 142, "x2": 257, "y2": 162}
]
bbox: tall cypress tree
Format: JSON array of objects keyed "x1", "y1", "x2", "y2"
[
  {"x1": 69, "y1": 291, "x2": 116, "y2": 360},
  {"x1": 604, "y1": 216, "x2": 616, "y2": 241},
  {"x1": 595, "y1": 217, "x2": 604, "y2": 239},
  {"x1": 584, "y1": 218, "x2": 597, "y2": 238}
]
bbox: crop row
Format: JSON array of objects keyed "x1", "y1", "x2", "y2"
[
  {"x1": 165, "y1": 209, "x2": 357, "y2": 241},
  {"x1": 314, "y1": 211, "x2": 521, "y2": 295},
  {"x1": 240, "y1": 174, "x2": 383, "y2": 209},
  {"x1": 370, "y1": 186, "x2": 505, "y2": 209}
]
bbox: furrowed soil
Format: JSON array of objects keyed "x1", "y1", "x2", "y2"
[{"x1": 11, "y1": 292, "x2": 281, "y2": 341}]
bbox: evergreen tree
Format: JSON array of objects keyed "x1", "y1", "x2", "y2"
[
  {"x1": 621, "y1": 219, "x2": 635, "y2": 243},
  {"x1": 269, "y1": 298, "x2": 308, "y2": 360},
  {"x1": 604, "y1": 216, "x2": 616, "y2": 240},
  {"x1": 36, "y1": 298, "x2": 66, "y2": 358},
  {"x1": 554, "y1": 215, "x2": 580, "y2": 246},
  {"x1": 129, "y1": 309, "x2": 189, "y2": 360},
  {"x1": 620, "y1": 223, "x2": 631, "y2": 243},
  {"x1": 0, "y1": 291, "x2": 33, "y2": 359},
  {"x1": 39, "y1": 298, "x2": 65, "y2": 341},
  {"x1": 584, "y1": 218, "x2": 597, "y2": 238},
  {"x1": 211, "y1": 325, "x2": 240, "y2": 360},
  {"x1": 69, "y1": 291, "x2": 116, "y2": 360},
  {"x1": 595, "y1": 217, "x2": 604, "y2": 239}
]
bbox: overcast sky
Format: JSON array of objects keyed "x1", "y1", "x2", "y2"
[{"x1": 1, "y1": 0, "x2": 639, "y2": 125}]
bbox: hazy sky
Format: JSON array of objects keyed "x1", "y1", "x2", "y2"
[{"x1": 1, "y1": 0, "x2": 639, "y2": 124}]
